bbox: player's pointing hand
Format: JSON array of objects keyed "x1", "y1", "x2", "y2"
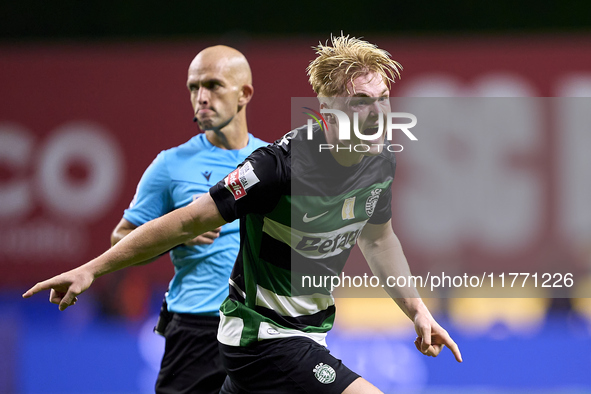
[
  {"x1": 413, "y1": 313, "x2": 463, "y2": 363},
  {"x1": 22, "y1": 267, "x2": 94, "y2": 311}
]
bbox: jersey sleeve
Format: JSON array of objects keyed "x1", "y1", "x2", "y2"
[
  {"x1": 123, "y1": 152, "x2": 173, "y2": 226},
  {"x1": 367, "y1": 155, "x2": 396, "y2": 225},
  {"x1": 368, "y1": 181, "x2": 392, "y2": 224},
  {"x1": 209, "y1": 145, "x2": 288, "y2": 223}
]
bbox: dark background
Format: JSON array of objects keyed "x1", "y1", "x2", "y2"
[{"x1": 2, "y1": 0, "x2": 590, "y2": 41}]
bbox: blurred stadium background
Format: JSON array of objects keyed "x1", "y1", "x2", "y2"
[{"x1": 1, "y1": 2, "x2": 591, "y2": 393}]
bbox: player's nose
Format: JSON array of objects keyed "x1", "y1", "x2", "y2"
[{"x1": 369, "y1": 100, "x2": 384, "y2": 117}]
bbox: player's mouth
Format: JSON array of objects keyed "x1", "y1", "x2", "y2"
[{"x1": 361, "y1": 126, "x2": 380, "y2": 136}]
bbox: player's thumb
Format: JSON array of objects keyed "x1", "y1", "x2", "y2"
[{"x1": 420, "y1": 325, "x2": 432, "y2": 352}]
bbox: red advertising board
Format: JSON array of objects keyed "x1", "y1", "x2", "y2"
[{"x1": 1, "y1": 36, "x2": 591, "y2": 293}]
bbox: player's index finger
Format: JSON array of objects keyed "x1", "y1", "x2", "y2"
[
  {"x1": 22, "y1": 280, "x2": 54, "y2": 298},
  {"x1": 444, "y1": 337, "x2": 463, "y2": 362}
]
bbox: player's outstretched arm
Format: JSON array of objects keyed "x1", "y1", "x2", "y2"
[
  {"x1": 110, "y1": 218, "x2": 162, "y2": 266},
  {"x1": 111, "y1": 219, "x2": 221, "y2": 266},
  {"x1": 22, "y1": 193, "x2": 226, "y2": 310},
  {"x1": 112, "y1": 219, "x2": 222, "y2": 247},
  {"x1": 358, "y1": 220, "x2": 463, "y2": 363}
]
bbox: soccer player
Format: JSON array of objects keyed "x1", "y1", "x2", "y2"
[
  {"x1": 24, "y1": 35, "x2": 461, "y2": 394},
  {"x1": 105, "y1": 45, "x2": 265, "y2": 394}
]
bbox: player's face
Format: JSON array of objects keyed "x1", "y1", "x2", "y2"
[
  {"x1": 187, "y1": 58, "x2": 242, "y2": 131},
  {"x1": 329, "y1": 72, "x2": 391, "y2": 156}
]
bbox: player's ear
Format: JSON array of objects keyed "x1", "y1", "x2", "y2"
[
  {"x1": 238, "y1": 84, "x2": 254, "y2": 106},
  {"x1": 319, "y1": 101, "x2": 337, "y2": 124}
]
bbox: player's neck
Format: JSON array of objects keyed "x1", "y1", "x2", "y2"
[{"x1": 329, "y1": 148, "x2": 364, "y2": 167}]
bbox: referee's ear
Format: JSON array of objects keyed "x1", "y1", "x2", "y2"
[{"x1": 238, "y1": 84, "x2": 254, "y2": 106}]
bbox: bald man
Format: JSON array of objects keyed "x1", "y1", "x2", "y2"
[{"x1": 109, "y1": 46, "x2": 267, "y2": 394}]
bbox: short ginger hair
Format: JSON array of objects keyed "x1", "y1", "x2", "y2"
[{"x1": 307, "y1": 34, "x2": 402, "y2": 97}]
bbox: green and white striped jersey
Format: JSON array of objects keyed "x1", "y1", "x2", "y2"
[{"x1": 210, "y1": 125, "x2": 396, "y2": 347}]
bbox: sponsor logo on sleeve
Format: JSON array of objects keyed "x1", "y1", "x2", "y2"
[
  {"x1": 224, "y1": 161, "x2": 260, "y2": 200},
  {"x1": 341, "y1": 197, "x2": 356, "y2": 220}
]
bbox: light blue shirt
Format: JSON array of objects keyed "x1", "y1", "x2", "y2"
[{"x1": 124, "y1": 133, "x2": 268, "y2": 314}]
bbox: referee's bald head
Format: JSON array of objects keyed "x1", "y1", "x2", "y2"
[{"x1": 190, "y1": 45, "x2": 252, "y2": 86}]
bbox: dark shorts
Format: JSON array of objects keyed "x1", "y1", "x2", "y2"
[
  {"x1": 155, "y1": 314, "x2": 226, "y2": 394},
  {"x1": 219, "y1": 336, "x2": 360, "y2": 394}
]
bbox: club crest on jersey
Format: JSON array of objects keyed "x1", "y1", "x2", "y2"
[
  {"x1": 341, "y1": 197, "x2": 356, "y2": 220},
  {"x1": 224, "y1": 162, "x2": 260, "y2": 200},
  {"x1": 365, "y1": 189, "x2": 382, "y2": 217},
  {"x1": 313, "y1": 363, "x2": 336, "y2": 384}
]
